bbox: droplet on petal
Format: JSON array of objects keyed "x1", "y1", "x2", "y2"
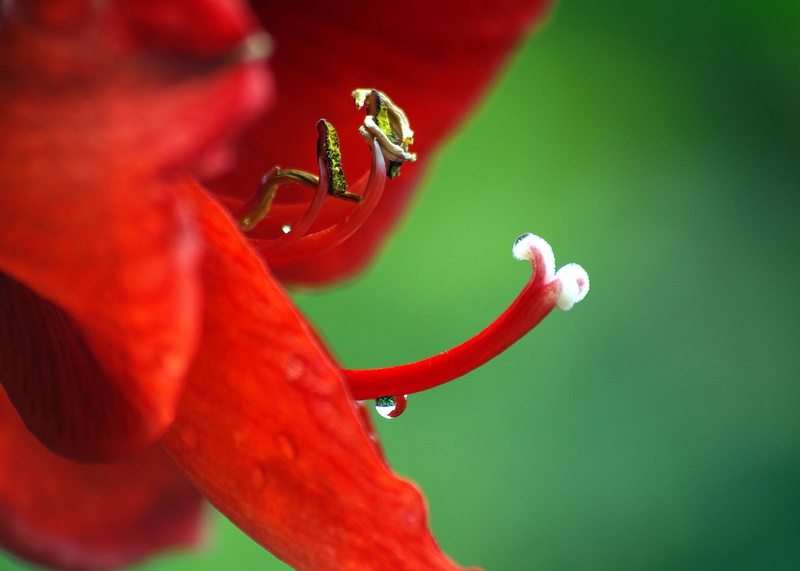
[{"x1": 284, "y1": 354, "x2": 308, "y2": 383}]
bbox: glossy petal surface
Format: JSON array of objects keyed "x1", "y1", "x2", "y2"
[
  {"x1": 0, "y1": 388, "x2": 205, "y2": 571},
  {"x1": 209, "y1": 0, "x2": 550, "y2": 285},
  {"x1": 162, "y1": 180, "x2": 473, "y2": 571},
  {"x1": 0, "y1": 1, "x2": 270, "y2": 460}
]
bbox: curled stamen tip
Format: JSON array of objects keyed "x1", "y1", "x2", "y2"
[
  {"x1": 512, "y1": 233, "x2": 556, "y2": 280},
  {"x1": 555, "y1": 263, "x2": 590, "y2": 311}
]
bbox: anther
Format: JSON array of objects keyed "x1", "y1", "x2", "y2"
[
  {"x1": 354, "y1": 89, "x2": 416, "y2": 178},
  {"x1": 317, "y1": 119, "x2": 362, "y2": 203},
  {"x1": 344, "y1": 234, "x2": 590, "y2": 401}
]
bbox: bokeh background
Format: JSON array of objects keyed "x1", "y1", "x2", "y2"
[{"x1": 5, "y1": 0, "x2": 799, "y2": 569}]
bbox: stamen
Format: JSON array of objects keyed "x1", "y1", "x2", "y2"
[
  {"x1": 344, "y1": 234, "x2": 590, "y2": 401},
  {"x1": 264, "y1": 139, "x2": 387, "y2": 267},
  {"x1": 353, "y1": 89, "x2": 414, "y2": 150},
  {"x1": 236, "y1": 89, "x2": 416, "y2": 267},
  {"x1": 354, "y1": 88, "x2": 416, "y2": 178},
  {"x1": 256, "y1": 120, "x2": 359, "y2": 254}
]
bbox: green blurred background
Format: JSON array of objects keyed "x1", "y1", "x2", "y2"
[{"x1": 6, "y1": 0, "x2": 799, "y2": 569}]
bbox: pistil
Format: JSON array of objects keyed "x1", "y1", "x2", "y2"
[{"x1": 344, "y1": 234, "x2": 589, "y2": 401}]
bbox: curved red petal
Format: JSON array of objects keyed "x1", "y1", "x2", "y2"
[
  {"x1": 162, "y1": 179, "x2": 474, "y2": 571},
  {"x1": 0, "y1": 272, "x2": 189, "y2": 463},
  {"x1": 0, "y1": 2, "x2": 271, "y2": 460},
  {"x1": 113, "y1": 0, "x2": 261, "y2": 58},
  {"x1": 207, "y1": 0, "x2": 551, "y2": 286},
  {"x1": 0, "y1": 388, "x2": 205, "y2": 571}
]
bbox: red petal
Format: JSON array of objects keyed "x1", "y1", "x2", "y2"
[
  {"x1": 162, "y1": 178, "x2": 474, "y2": 571},
  {"x1": 0, "y1": 388, "x2": 205, "y2": 571},
  {"x1": 0, "y1": 272, "x2": 191, "y2": 463},
  {"x1": 207, "y1": 0, "x2": 551, "y2": 285},
  {"x1": 0, "y1": 2, "x2": 271, "y2": 460},
  {"x1": 114, "y1": 0, "x2": 261, "y2": 58}
]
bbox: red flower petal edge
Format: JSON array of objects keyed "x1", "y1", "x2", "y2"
[
  {"x1": 161, "y1": 178, "x2": 475, "y2": 571},
  {"x1": 0, "y1": 387, "x2": 205, "y2": 571}
]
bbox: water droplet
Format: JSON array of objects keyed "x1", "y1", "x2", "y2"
[
  {"x1": 281, "y1": 224, "x2": 292, "y2": 234},
  {"x1": 513, "y1": 233, "x2": 533, "y2": 248},
  {"x1": 375, "y1": 395, "x2": 408, "y2": 419},
  {"x1": 284, "y1": 354, "x2": 307, "y2": 383}
]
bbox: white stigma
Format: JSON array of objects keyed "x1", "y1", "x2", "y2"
[
  {"x1": 554, "y1": 263, "x2": 590, "y2": 311},
  {"x1": 512, "y1": 233, "x2": 590, "y2": 311},
  {"x1": 512, "y1": 233, "x2": 556, "y2": 282}
]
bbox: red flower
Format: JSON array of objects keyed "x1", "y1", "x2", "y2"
[{"x1": 0, "y1": 1, "x2": 588, "y2": 570}]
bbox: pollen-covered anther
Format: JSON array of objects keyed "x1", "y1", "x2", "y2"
[
  {"x1": 344, "y1": 232, "x2": 590, "y2": 401},
  {"x1": 316, "y1": 119, "x2": 362, "y2": 203},
  {"x1": 353, "y1": 88, "x2": 416, "y2": 178}
]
